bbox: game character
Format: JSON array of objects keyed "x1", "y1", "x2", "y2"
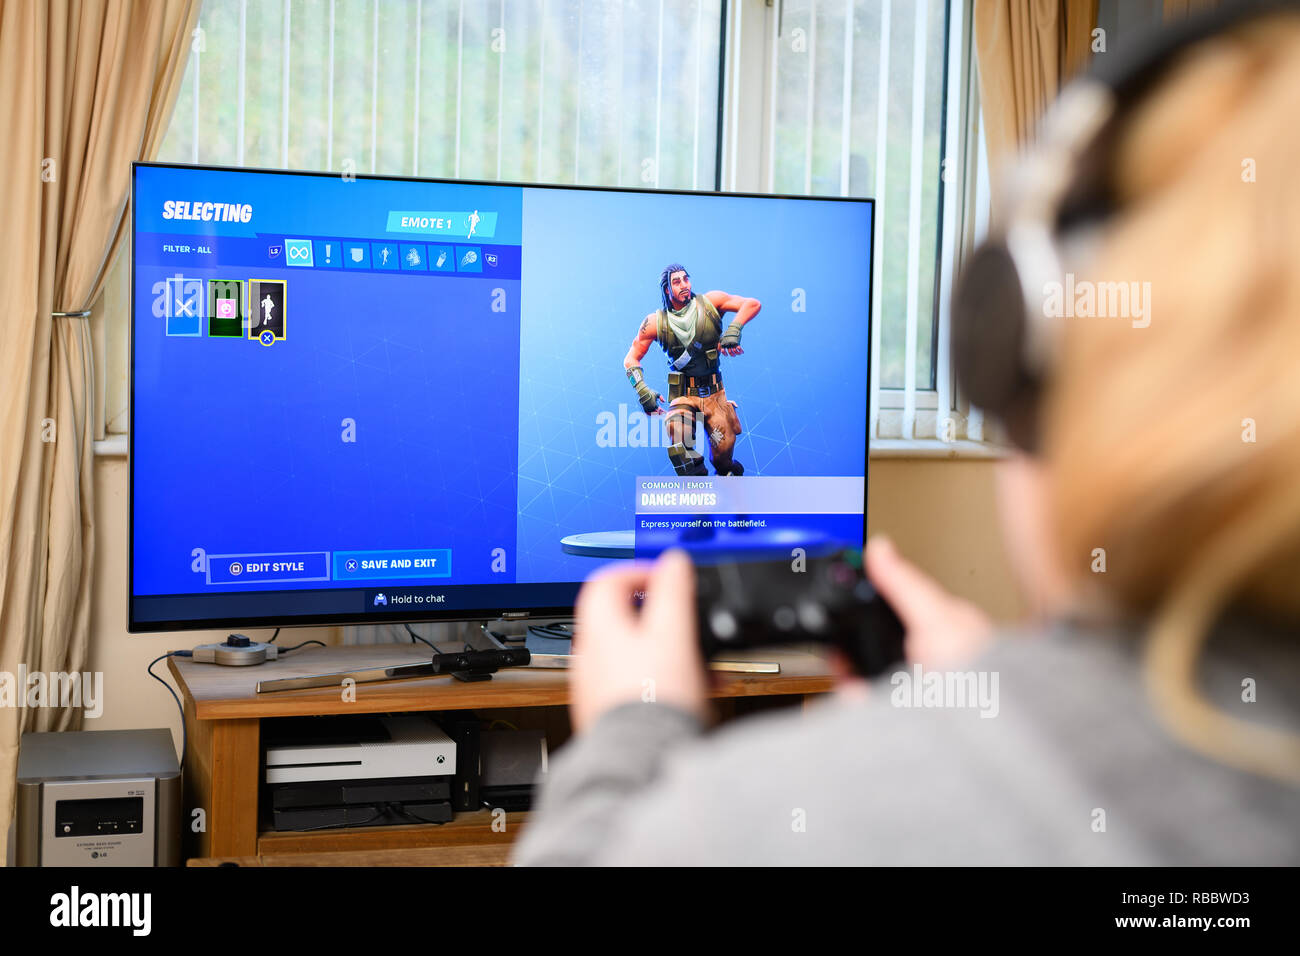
[{"x1": 623, "y1": 263, "x2": 761, "y2": 476}]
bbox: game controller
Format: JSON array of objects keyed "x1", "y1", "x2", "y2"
[{"x1": 694, "y1": 547, "x2": 905, "y2": 678}]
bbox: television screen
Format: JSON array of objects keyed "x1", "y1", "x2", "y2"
[{"x1": 129, "y1": 162, "x2": 873, "y2": 631}]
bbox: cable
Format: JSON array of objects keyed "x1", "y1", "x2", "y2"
[
  {"x1": 403, "y1": 623, "x2": 437, "y2": 650},
  {"x1": 294, "y1": 807, "x2": 385, "y2": 832},
  {"x1": 528, "y1": 621, "x2": 574, "y2": 641},
  {"x1": 391, "y1": 802, "x2": 450, "y2": 826},
  {"x1": 276, "y1": 639, "x2": 326, "y2": 654},
  {"x1": 267, "y1": 627, "x2": 281, "y2": 644},
  {"x1": 147, "y1": 651, "x2": 190, "y2": 773}
]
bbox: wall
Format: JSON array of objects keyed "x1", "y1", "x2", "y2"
[{"x1": 88, "y1": 454, "x2": 1023, "y2": 745}]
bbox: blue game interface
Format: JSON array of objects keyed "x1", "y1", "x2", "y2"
[{"x1": 130, "y1": 163, "x2": 871, "y2": 629}]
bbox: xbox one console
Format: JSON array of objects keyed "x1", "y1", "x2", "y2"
[{"x1": 263, "y1": 714, "x2": 456, "y2": 784}]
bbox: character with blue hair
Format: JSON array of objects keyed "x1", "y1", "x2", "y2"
[{"x1": 623, "y1": 264, "x2": 761, "y2": 476}]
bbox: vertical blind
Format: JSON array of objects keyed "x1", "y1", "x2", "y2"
[
  {"x1": 162, "y1": 0, "x2": 724, "y2": 190},
  {"x1": 761, "y1": 0, "x2": 956, "y2": 442}
]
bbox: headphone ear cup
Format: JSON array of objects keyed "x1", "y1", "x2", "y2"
[{"x1": 951, "y1": 242, "x2": 1042, "y2": 451}]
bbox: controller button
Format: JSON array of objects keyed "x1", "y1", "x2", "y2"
[
  {"x1": 772, "y1": 606, "x2": 797, "y2": 631},
  {"x1": 710, "y1": 609, "x2": 740, "y2": 641},
  {"x1": 797, "y1": 601, "x2": 828, "y2": 633}
]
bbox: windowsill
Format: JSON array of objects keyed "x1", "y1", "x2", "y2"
[
  {"x1": 868, "y1": 439, "x2": 1006, "y2": 459},
  {"x1": 95, "y1": 434, "x2": 1006, "y2": 461},
  {"x1": 94, "y1": 435, "x2": 128, "y2": 457}
]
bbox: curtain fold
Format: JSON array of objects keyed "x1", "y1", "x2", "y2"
[
  {"x1": 0, "y1": 0, "x2": 200, "y2": 865},
  {"x1": 973, "y1": 0, "x2": 1100, "y2": 221}
]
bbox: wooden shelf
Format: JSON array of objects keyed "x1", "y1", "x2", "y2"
[
  {"x1": 170, "y1": 642, "x2": 834, "y2": 862},
  {"x1": 258, "y1": 808, "x2": 527, "y2": 855},
  {"x1": 169, "y1": 643, "x2": 835, "y2": 719}
]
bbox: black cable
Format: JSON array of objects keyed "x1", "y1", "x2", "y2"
[
  {"x1": 147, "y1": 651, "x2": 190, "y2": 772},
  {"x1": 276, "y1": 639, "x2": 326, "y2": 653},
  {"x1": 392, "y1": 803, "x2": 450, "y2": 826},
  {"x1": 528, "y1": 622, "x2": 574, "y2": 641},
  {"x1": 294, "y1": 807, "x2": 385, "y2": 832},
  {"x1": 267, "y1": 627, "x2": 281, "y2": 644},
  {"x1": 403, "y1": 623, "x2": 437, "y2": 650}
]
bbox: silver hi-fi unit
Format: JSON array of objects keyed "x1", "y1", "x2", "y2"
[{"x1": 14, "y1": 729, "x2": 181, "y2": 867}]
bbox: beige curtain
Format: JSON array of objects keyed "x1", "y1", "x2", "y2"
[
  {"x1": 0, "y1": 0, "x2": 199, "y2": 864},
  {"x1": 973, "y1": 0, "x2": 1099, "y2": 220}
]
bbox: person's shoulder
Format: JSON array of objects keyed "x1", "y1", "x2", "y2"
[{"x1": 645, "y1": 622, "x2": 1271, "y2": 864}]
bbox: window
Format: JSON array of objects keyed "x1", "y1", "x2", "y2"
[
  {"x1": 159, "y1": 0, "x2": 724, "y2": 187},
  {"x1": 99, "y1": 0, "x2": 984, "y2": 451},
  {"x1": 765, "y1": 0, "x2": 947, "y2": 394}
]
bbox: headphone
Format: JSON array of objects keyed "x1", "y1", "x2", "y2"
[{"x1": 950, "y1": 0, "x2": 1298, "y2": 452}]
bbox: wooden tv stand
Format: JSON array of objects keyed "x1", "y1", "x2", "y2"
[{"x1": 169, "y1": 642, "x2": 834, "y2": 866}]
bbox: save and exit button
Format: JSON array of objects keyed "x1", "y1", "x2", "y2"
[{"x1": 333, "y1": 549, "x2": 451, "y2": 580}]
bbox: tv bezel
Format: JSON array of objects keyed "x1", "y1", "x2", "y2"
[{"x1": 128, "y1": 160, "x2": 876, "y2": 633}]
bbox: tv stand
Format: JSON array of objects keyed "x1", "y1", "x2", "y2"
[{"x1": 170, "y1": 642, "x2": 835, "y2": 866}]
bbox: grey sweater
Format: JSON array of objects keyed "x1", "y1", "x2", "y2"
[{"x1": 512, "y1": 618, "x2": 1300, "y2": 865}]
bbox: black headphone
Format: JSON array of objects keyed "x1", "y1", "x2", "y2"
[{"x1": 950, "y1": 0, "x2": 1298, "y2": 452}]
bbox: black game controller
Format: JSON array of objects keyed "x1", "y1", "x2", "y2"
[{"x1": 694, "y1": 547, "x2": 905, "y2": 678}]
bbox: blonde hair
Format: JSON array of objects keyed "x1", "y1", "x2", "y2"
[{"x1": 1042, "y1": 14, "x2": 1300, "y2": 785}]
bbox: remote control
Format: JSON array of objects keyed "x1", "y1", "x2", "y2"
[{"x1": 694, "y1": 548, "x2": 905, "y2": 677}]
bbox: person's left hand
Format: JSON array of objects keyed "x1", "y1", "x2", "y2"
[{"x1": 570, "y1": 550, "x2": 710, "y2": 734}]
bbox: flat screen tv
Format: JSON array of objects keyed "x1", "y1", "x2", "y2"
[{"x1": 129, "y1": 162, "x2": 874, "y2": 632}]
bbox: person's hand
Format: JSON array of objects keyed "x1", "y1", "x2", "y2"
[
  {"x1": 865, "y1": 535, "x2": 994, "y2": 668},
  {"x1": 718, "y1": 321, "x2": 744, "y2": 356},
  {"x1": 570, "y1": 549, "x2": 710, "y2": 734},
  {"x1": 635, "y1": 382, "x2": 666, "y2": 415}
]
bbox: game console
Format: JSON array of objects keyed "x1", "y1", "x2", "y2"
[{"x1": 263, "y1": 714, "x2": 456, "y2": 784}]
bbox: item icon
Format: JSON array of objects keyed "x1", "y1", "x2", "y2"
[
  {"x1": 164, "y1": 276, "x2": 203, "y2": 336},
  {"x1": 374, "y1": 593, "x2": 388, "y2": 607},
  {"x1": 406, "y1": 247, "x2": 420, "y2": 267},
  {"x1": 428, "y1": 245, "x2": 454, "y2": 272},
  {"x1": 207, "y1": 279, "x2": 245, "y2": 337},
  {"x1": 455, "y1": 247, "x2": 482, "y2": 273},
  {"x1": 285, "y1": 239, "x2": 314, "y2": 267},
  {"x1": 247, "y1": 279, "x2": 287, "y2": 344},
  {"x1": 343, "y1": 243, "x2": 371, "y2": 269},
  {"x1": 315, "y1": 240, "x2": 342, "y2": 268}
]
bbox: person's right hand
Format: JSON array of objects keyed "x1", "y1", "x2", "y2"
[
  {"x1": 636, "y1": 384, "x2": 666, "y2": 415},
  {"x1": 865, "y1": 535, "x2": 993, "y2": 668}
]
